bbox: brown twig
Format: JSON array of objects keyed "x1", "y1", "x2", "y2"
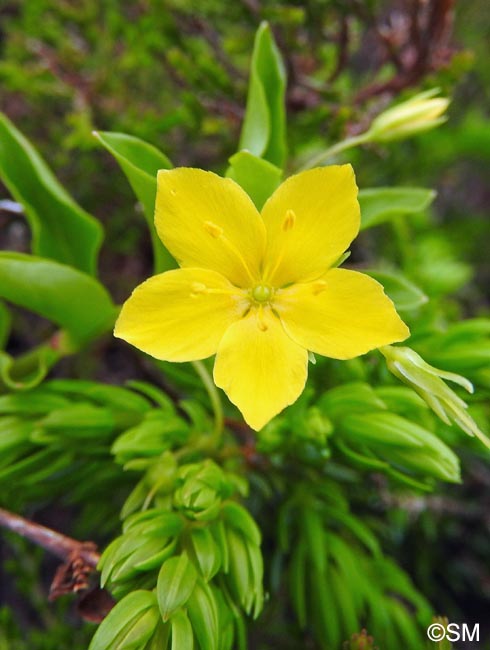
[
  {"x1": 0, "y1": 507, "x2": 114, "y2": 620},
  {"x1": 0, "y1": 507, "x2": 100, "y2": 568}
]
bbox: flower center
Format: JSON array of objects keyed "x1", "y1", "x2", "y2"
[{"x1": 251, "y1": 284, "x2": 273, "y2": 303}]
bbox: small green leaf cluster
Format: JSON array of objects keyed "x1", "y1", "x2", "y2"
[{"x1": 94, "y1": 460, "x2": 263, "y2": 650}]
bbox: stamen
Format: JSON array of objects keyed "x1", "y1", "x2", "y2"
[
  {"x1": 257, "y1": 306, "x2": 268, "y2": 332},
  {"x1": 203, "y1": 220, "x2": 223, "y2": 238},
  {"x1": 262, "y1": 209, "x2": 296, "y2": 282},
  {"x1": 312, "y1": 280, "x2": 327, "y2": 295},
  {"x1": 202, "y1": 218, "x2": 255, "y2": 284},
  {"x1": 190, "y1": 282, "x2": 208, "y2": 297},
  {"x1": 282, "y1": 209, "x2": 296, "y2": 231}
]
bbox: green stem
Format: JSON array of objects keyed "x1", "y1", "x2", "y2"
[
  {"x1": 191, "y1": 360, "x2": 224, "y2": 447},
  {"x1": 298, "y1": 133, "x2": 369, "y2": 171}
]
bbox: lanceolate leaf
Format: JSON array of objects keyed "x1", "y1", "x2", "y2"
[
  {"x1": 157, "y1": 553, "x2": 198, "y2": 621},
  {"x1": 239, "y1": 22, "x2": 287, "y2": 168},
  {"x1": 88, "y1": 590, "x2": 159, "y2": 650},
  {"x1": 93, "y1": 130, "x2": 175, "y2": 273},
  {"x1": 0, "y1": 113, "x2": 102, "y2": 274},
  {"x1": 365, "y1": 269, "x2": 428, "y2": 311},
  {"x1": 0, "y1": 252, "x2": 116, "y2": 345},
  {"x1": 359, "y1": 187, "x2": 435, "y2": 230}
]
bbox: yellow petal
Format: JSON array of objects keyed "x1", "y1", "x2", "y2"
[
  {"x1": 155, "y1": 168, "x2": 266, "y2": 287},
  {"x1": 261, "y1": 165, "x2": 360, "y2": 286},
  {"x1": 213, "y1": 309, "x2": 308, "y2": 430},
  {"x1": 114, "y1": 268, "x2": 246, "y2": 362},
  {"x1": 275, "y1": 268, "x2": 410, "y2": 359}
]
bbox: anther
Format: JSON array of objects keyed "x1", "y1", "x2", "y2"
[
  {"x1": 190, "y1": 282, "x2": 207, "y2": 297},
  {"x1": 257, "y1": 308, "x2": 268, "y2": 332},
  {"x1": 282, "y1": 209, "x2": 296, "y2": 231},
  {"x1": 312, "y1": 280, "x2": 327, "y2": 295},
  {"x1": 203, "y1": 220, "x2": 223, "y2": 238}
]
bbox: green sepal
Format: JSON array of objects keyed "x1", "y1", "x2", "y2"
[{"x1": 226, "y1": 150, "x2": 281, "y2": 210}]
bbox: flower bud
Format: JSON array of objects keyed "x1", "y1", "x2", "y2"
[
  {"x1": 366, "y1": 89, "x2": 449, "y2": 143},
  {"x1": 380, "y1": 345, "x2": 490, "y2": 448}
]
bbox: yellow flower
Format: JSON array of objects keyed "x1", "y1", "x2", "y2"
[{"x1": 115, "y1": 166, "x2": 409, "y2": 430}]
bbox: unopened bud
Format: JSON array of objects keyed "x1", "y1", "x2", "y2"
[
  {"x1": 366, "y1": 89, "x2": 449, "y2": 143},
  {"x1": 380, "y1": 345, "x2": 490, "y2": 448}
]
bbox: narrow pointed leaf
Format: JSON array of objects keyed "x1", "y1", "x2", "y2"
[
  {"x1": 187, "y1": 581, "x2": 219, "y2": 650},
  {"x1": 157, "y1": 553, "x2": 198, "y2": 621},
  {"x1": 0, "y1": 113, "x2": 102, "y2": 274},
  {"x1": 88, "y1": 590, "x2": 157, "y2": 650},
  {"x1": 170, "y1": 610, "x2": 194, "y2": 650},
  {"x1": 94, "y1": 131, "x2": 174, "y2": 273},
  {"x1": 239, "y1": 22, "x2": 286, "y2": 167}
]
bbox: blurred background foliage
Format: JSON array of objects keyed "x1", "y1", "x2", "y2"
[{"x1": 0, "y1": 0, "x2": 489, "y2": 648}]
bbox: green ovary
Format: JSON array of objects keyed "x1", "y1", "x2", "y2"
[{"x1": 251, "y1": 284, "x2": 273, "y2": 303}]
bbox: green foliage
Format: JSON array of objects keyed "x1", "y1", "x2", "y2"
[
  {"x1": 93, "y1": 131, "x2": 175, "y2": 273},
  {"x1": 358, "y1": 187, "x2": 436, "y2": 230},
  {"x1": 238, "y1": 22, "x2": 287, "y2": 168},
  {"x1": 0, "y1": 113, "x2": 102, "y2": 274},
  {"x1": 0, "y1": 252, "x2": 116, "y2": 345}
]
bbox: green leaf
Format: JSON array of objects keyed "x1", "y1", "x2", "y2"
[
  {"x1": 226, "y1": 151, "x2": 282, "y2": 210},
  {"x1": 365, "y1": 269, "x2": 428, "y2": 311},
  {"x1": 239, "y1": 22, "x2": 287, "y2": 168},
  {"x1": 187, "y1": 580, "x2": 219, "y2": 650},
  {"x1": 0, "y1": 252, "x2": 116, "y2": 345},
  {"x1": 224, "y1": 527, "x2": 252, "y2": 613},
  {"x1": 170, "y1": 610, "x2": 194, "y2": 650},
  {"x1": 0, "y1": 301, "x2": 11, "y2": 349},
  {"x1": 157, "y1": 553, "x2": 198, "y2": 621},
  {"x1": 221, "y1": 502, "x2": 261, "y2": 547},
  {"x1": 342, "y1": 413, "x2": 460, "y2": 482},
  {"x1": 88, "y1": 590, "x2": 158, "y2": 650},
  {"x1": 94, "y1": 130, "x2": 175, "y2": 273},
  {"x1": 289, "y1": 540, "x2": 307, "y2": 628},
  {"x1": 359, "y1": 187, "x2": 435, "y2": 230},
  {"x1": 0, "y1": 388, "x2": 69, "y2": 415},
  {"x1": 0, "y1": 113, "x2": 102, "y2": 274},
  {"x1": 189, "y1": 527, "x2": 221, "y2": 581}
]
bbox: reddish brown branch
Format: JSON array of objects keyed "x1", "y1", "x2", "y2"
[
  {"x1": 0, "y1": 507, "x2": 100, "y2": 567},
  {"x1": 0, "y1": 507, "x2": 114, "y2": 621}
]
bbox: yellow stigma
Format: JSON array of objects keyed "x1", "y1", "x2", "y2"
[{"x1": 252, "y1": 284, "x2": 273, "y2": 303}]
